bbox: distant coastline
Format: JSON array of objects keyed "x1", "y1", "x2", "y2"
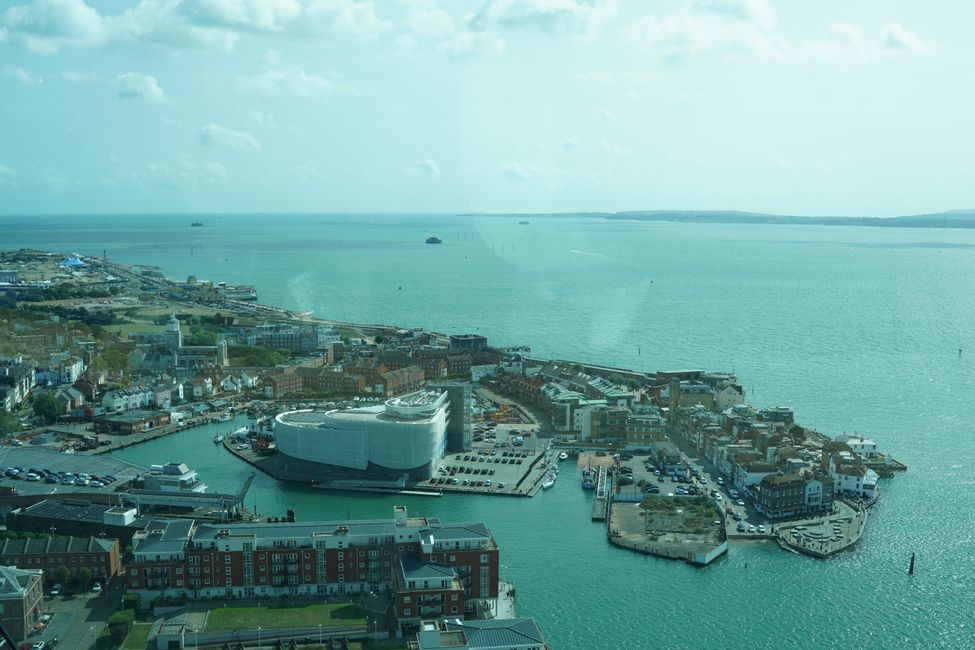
[{"x1": 459, "y1": 208, "x2": 975, "y2": 229}]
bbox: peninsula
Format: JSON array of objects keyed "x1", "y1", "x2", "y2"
[{"x1": 0, "y1": 249, "x2": 904, "y2": 570}]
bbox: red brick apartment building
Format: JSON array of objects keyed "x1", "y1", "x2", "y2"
[{"x1": 125, "y1": 506, "x2": 499, "y2": 634}]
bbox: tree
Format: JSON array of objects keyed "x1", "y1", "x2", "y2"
[
  {"x1": 57, "y1": 565, "x2": 70, "y2": 586},
  {"x1": 80, "y1": 567, "x2": 92, "y2": 590},
  {"x1": 0, "y1": 411, "x2": 21, "y2": 435},
  {"x1": 33, "y1": 393, "x2": 60, "y2": 423}
]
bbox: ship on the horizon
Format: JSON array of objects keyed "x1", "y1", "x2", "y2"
[
  {"x1": 426, "y1": 236, "x2": 442, "y2": 244},
  {"x1": 191, "y1": 221, "x2": 204, "y2": 227},
  {"x1": 518, "y1": 220, "x2": 530, "y2": 225}
]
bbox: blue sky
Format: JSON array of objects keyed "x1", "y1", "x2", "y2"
[{"x1": 0, "y1": 0, "x2": 972, "y2": 216}]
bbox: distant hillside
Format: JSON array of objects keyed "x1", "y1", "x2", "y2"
[{"x1": 607, "y1": 209, "x2": 975, "y2": 228}]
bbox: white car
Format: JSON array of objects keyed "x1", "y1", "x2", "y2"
[
  {"x1": 757, "y1": 524, "x2": 767, "y2": 534},
  {"x1": 91, "y1": 582, "x2": 102, "y2": 593}
]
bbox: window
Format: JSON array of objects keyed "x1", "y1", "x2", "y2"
[
  {"x1": 451, "y1": 594, "x2": 459, "y2": 601},
  {"x1": 225, "y1": 567, "x2": 232, "y2": 576},
  {"x1": 175, "y1": 567, "x2": 183, "y2": 575},
  {"x1": 403, "y1": 596, "x2": 411, "y2": 603},
  {"x1": 225, "y1": 556, "x2": 231, "y2": 564},
  {"x1": 480, "y1": 554, "x2": 490, "y2": 564},
  {"x1": 403, "y1": 608, "x2": 411, "y2": 616}
]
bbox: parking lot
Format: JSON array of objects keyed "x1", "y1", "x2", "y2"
[
  {"x1": 423, "y1": 421, "x2": 546, "y2": 496},
  {"x1": 613, "y1": 451, "x2": 769, "y2": 537},
  {"x1": 0, "y1": 447, "x2": 144, "y2": 497}
]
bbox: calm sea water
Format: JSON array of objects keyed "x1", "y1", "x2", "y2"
[{"x1": 4, "y1": 214, "x2": 975, "y2": 649}]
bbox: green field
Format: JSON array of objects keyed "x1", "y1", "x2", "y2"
[
  {"x1": 204, "y1": 603, "x2": 367, "y2": 632},
  {"x1": 122, "y1": 623, "x2": 152, "y2": 649}
]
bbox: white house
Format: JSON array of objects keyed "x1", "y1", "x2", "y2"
[
  {"x1": 839, "y1": 435, "x2": 879, "y2": 459},
  {"x1": 714, "y1": 381, "x2": 745, "y2": 411},
  {"x1": 828, "y1": 452, "x2": 879, "y2": 498},
  {"x1": 470, "y1": 364, "x2": 498, "y2": 382}
]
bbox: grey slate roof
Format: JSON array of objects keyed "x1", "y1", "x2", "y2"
[
  {"x1": 134, "y1": 519, "x2": 194, "y2": 555},
  {"x1": 0, "y1": 536, "x2": 117, "y2": 556},
  {"x1": 0, "y1": 565, "x2": 41, "y2": 597},
  {"x1": 445, "y1": 618, "x2": 547, "y2": 649},
  {"x1": 399, "y1": 554, "x2": 456, "y2": 582}
]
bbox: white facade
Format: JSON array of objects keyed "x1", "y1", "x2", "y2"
[{"x1": 275, "y1": 390, "x2": 449, "y2": 477}]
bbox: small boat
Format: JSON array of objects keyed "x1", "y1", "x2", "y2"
[
  {"x1": 541, "y1": 477, "x2": 555, "y2": 490},
  {"x1": 217, "y1": 412, "x2": 231, "y2": 422},
  {"x1": 581, "y1": 461, "x2": 596, "y2": 490},
  {"x1": 518, "y1": 220, "x2": 530, "y2": 225},
  {"x1": 558, "y1": 452, "x2": 569, "y2": 461},
  {"x1": 191, "y1": 221, "x2": 204, "y2": 227},
  {"x1": 425, "y1": 236, "x2": 442, "y2": 244},
  {"x1": 233, "y1": 426, "x2": 249, "y2": 436},
  {"x1": 213, "y1": 434, "x2": 224, "y2": 443}
]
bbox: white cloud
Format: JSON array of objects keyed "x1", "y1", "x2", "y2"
[
  {"x1": 178, "y1": 0, "x2": 301, "y2": 32},
  {"x1": 579, "y1": 71, "x2": 660, "y2": 85},
  {"x1": 117, "y1": 72, "x2": 169, "y2": 103},
  {"x1": 198, "y1": 123, "x2": 261, "y2": 151},
  {"x1": 627, "y1": 10, "x2": 786, "y2": 61},
  {"x1": 0, "y1": 0, "x2": 106, "y2": 54},
  {"x1": 502, "y1": 162, "x2": 529, "y2": 181},
  {"x1": 3, "y1": 64, "x2": 42, "y2": 87},
  {"x1": 405, "y1": 4, "x2": 454, "y2": 38},
  {"x1": 882, "y1": 22, "x2": 926, "y2": 53},
  {"x1": 440, "y1": 30, "x2": 505, "y2": 59},
  {"x1": 247, "y1": 109, "x2": 276, "y2": 127},
  {"x1": 409, "y1": 158, "x2": 441, "y2": 177},
  {"x1": 293, "y1": 163, "x2": 326, "y2": 182},
  {"x1": 691, "y1": 0, "x2": 776, "y2": 30},
  {"x1": 469, "y1": 0, "x2": 616, "y2": 38},
  {"x1": 804, "y1": 21, "x2": 927, "y2": 62},
  {"x1": 61, "y1": 70, "x2": 100, "y2": 84},
  {"x1": 304, "y1": 0, "x2": 391, "y2": 42},
  {"x1": 134, "y1": 157, "x2": 227, "y2": 189},
  {"x1": 235, "y1": 67, "x2": 331, "y2": 97},
  {"x1": 562, "y1": 137, "x2": 579, "y2": 153},
  {"x1": 109, "y1": 1, "x2": 239, "y2": 52}
]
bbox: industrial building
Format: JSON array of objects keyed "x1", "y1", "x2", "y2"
[{"x1": 274, "y1": 390, "x2": 451, "y2": 480}]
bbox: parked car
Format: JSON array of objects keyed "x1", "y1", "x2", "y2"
[{"x1": 91, "y1": 582, "x2": 102, "y2": 593}]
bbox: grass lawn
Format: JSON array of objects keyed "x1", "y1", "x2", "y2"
[
  {"x1": 204, "y1": 603, "x2": 367, "y2": 632},
  {"x1": 122, "y1": 623, "x2": 152, "y2": 650}
]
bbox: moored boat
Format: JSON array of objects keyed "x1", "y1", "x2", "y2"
[
  {"x1": 213, "y1": 433, "x2": 224, "y2": 443},
  {"x1": 558, "y1": 452, "x2": 569, "y2": 461},
  {"x1": 542, "y1": 477, "x2": 555, "y2": 489}
]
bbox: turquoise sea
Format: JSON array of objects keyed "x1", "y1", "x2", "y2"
[{"x1": 3, "y1": 214, "x2": 975, "y2": 649}]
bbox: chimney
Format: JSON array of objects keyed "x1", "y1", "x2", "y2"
[{"x1": 394, "y1": 505, "x2": 408, "y2": 527}]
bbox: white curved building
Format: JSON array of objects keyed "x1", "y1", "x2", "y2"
[{"x1": 274, "y1": 390, "x2": 449, "y2": 480}]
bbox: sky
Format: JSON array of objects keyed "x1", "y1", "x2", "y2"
[{"x1": 0, "y1": 0, "x2": 972, "y2": 216}]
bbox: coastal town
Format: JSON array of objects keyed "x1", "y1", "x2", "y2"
[{"x1": 0, "y1": 249, "x2": 905, "y2": 649}]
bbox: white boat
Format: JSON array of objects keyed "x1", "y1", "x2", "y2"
[
  {"x1": 213, "y1": 434, "x2": 224, "y2": 443},
  {"x1": 216, "y1": 412, "x2": 232, "y2": 422},
  {"x1": 542, "y1": 477, "x2": 555, "y2": 489},
  {"x1": 558, "y1": 452, "x2": 569, "y2": 461},
  {"x1": 233, "y1": 426, "x2": 249, "y2": 436}
]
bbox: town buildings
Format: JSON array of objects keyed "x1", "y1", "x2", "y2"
[
  {"x1": 0, "y1": 535, "x2": 121, "y2": 584},
  {"x1": 125, "y1": 507, "x2": 500, "y2": 636},
  {"x1": 0, "y1": 565, "x2": 44, "y2": 641}
]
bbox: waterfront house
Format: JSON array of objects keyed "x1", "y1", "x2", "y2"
[{"x1": 125, "y1": 506, "x2": 500, "y2": 637}]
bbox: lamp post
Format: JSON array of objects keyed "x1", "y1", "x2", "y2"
[
  {"x1": 193, "y1": 628, "x2": 199, "y2": 649},
  {"x1": 257, "y1": 626, "x2": 262, "y2": 647},
  {"x1": 318, "y1": 623, "x2": 323, "y2": 644}
]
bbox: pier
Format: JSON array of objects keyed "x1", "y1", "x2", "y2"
[{"x1": 591, "y1": 466, "x2": 610, "y2": 521}]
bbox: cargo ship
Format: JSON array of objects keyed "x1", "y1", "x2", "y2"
[{"x1": 426, "y1": 236, "x2": 442, "y2": 244}]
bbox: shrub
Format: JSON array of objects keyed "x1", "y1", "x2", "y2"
[{"x1": 122, "y1": 594, "x2": 140, "y2": 611}]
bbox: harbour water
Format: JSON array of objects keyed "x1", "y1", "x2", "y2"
[{"x1": 5, "y1": 214, "x2": 975, "y2": 648}]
